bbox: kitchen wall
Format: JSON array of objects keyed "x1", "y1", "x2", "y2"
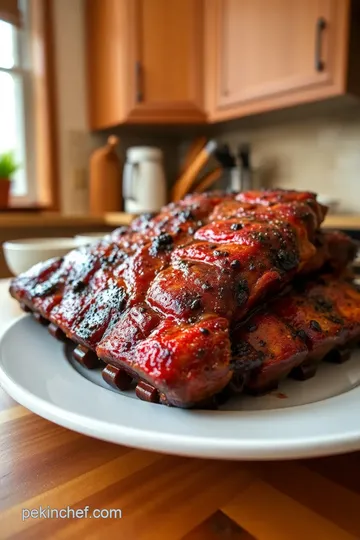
[
  {"x1": 213, "y1": 103, "x2": 360, "y2": 214},
  {"x1": 67, "y1": 103, "x2": 360, "y2": 215},
  {"x1": 53, "y1": 0, "x2": 89, "y2": 215}
]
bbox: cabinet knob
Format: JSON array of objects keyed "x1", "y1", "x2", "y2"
[{"x1": 315, "y1": 17, "x2": 326, "y2": 72}]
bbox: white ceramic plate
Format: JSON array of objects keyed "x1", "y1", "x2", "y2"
[{"x1": 2, "y1": 316, "x2": 360, "y2": 460}]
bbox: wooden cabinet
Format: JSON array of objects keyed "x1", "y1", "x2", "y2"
[
  {"x1": 205, "y1": 0, "x2": 356, "y2": 122},
  {"x1": 86, "y1": 0, "x2": 206, "y2": 129},
  {"x1": 87, "y1": 0, "x2": 360, "y2": 128}
]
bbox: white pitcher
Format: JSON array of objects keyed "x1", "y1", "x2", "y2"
[{"x1": 123, "y1": 147, "x2": 167, "y2": 214}]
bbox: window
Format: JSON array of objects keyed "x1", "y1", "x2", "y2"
[{"x1": 0, "y1": 1, "x2": 34, "y2": 202}]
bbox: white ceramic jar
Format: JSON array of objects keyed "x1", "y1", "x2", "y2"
[{"x1": 123, "y1": 147, "x2": 167, "y2": 214}]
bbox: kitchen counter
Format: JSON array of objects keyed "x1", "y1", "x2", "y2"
[
  {"x1": 2, "y1": 211, "x2": 360, "y2": 231},
  {"x1": 0, "y1": 280, "x2": 360, "y2": 538},
  {"x1": 0, "y1": 211, "x2": 132, "y2": 229},
  {"x1": 323, "y1": 215, "x2": 360, "y2": 231},
  {"x1": 106, "y1": 212, "x2": 360, "y2": 232}
]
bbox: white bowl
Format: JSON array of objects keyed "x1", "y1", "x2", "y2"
[
  {"x1": 74, "y1": 233, "x2": 106, "y2": 246},
  {"x1": 3, "y1": 237, "x2": 78, "y2": 276}
]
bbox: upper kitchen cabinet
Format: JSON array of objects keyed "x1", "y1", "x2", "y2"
[
  {"x1": 86, "y1": 0, "x2": 206, "y2": 129},
  {"x1": 205, "y1": 0, "x2": 360, "y2": 122}
]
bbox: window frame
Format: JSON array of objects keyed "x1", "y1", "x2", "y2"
[
  {"x1": 0, "y1": 0, "x2": 37, "y2": 205},
  {"x1": 0, "y1": 0, "x2": 59, "y2": 210}
]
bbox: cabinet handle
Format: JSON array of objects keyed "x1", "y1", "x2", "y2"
[
  {"x1": 315, "y1": 17, "x2": 326, "y2": 72},
  {"x1": 135, "y1": 61, "x2": 143, "y2": 102}
]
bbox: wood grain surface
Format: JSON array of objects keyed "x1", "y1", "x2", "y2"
[{"x1": 0, "y1": 280, "x2": 360, "y2": 539}]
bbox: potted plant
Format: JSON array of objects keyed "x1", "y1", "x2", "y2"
[{"x1": 0, "y1": 151, "x2": 20, "y2": 208}]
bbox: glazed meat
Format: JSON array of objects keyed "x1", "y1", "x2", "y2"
[
  {"x1": 232, "y1": 277, "x2": 360, "y2": 394},
  {"x1": 9, "y1": 190, "x2": 358, "y2": 407}
]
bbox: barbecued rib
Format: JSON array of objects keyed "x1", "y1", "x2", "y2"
[
  {"x1": 231, "y1": 277, "x2": 360, "y2": 394},
  {"x1": 9, "y1": 190, "x2": 356, "y2": 408},
  {"x1": 11, "y1": 189, "x2": 325, "y2": 324},
  {"x1": 95, "y1": 199, "x2": 353, "y2": 407}
]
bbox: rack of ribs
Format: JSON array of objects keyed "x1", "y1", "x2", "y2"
[
  {"x1": 9, "y1": 190, "x2": 359, "y2": 408},
  {"x1": 231, "y1": 276, "x2": 360, "y2": 395}
]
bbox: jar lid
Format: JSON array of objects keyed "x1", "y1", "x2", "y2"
[{"x1": 126, "y1": 146, "x2": 163, "y2": 161}]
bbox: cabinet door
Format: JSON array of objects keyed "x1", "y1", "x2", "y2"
[
  {"x1": 206, "y1": 0, "x2": 348, "y2": 121},
  {"x1": 86, "y1": 0, "x2": 134, "y2": 129},
  {"x1": 127, "y1": 0, "x2": 206, "y2": 123},
  {"x1": 86, "y1": 0, "x2": 206, "y2": 128}
]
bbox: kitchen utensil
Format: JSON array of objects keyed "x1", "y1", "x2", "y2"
[
  {"x1": 89, "y1": 135, "x2": 123, "y2": 216},
  {"x1": 238, "y1": 143, "x2": 253, "y2": 192},
  {"x1": 171, "y1": 140, "x2": 218, "y2": 201},
  {"x1": 214, "y1": 144, "x2": 236, "y2": 169},
  {"x1": 179, "y1": 137, "x2": 207, "y2": 177},
  {"x1": 194, "y1": 167, "x2": 222, "y2": 193},
  {"x1": 214, "y1": 144, "x2": 241, "y2": 191},
  {"x1": 123, "y1": 147, "x2": 166, "y2": 214}
]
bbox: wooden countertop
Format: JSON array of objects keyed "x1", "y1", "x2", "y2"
[
  {"x1": 0, "y1": 281, "x2": 360, "y2": 538},
  {"x1": 105, "y1": 212, "x2": 360, "y2": 231},
  {"x1": 323, "y1": 214, "x2": 360, "y2": 230},
  {"x1": 0, "y1": 211, "x2": 133, "y2": 229},
  {"x1": 2, "y1": 210, "x2": 360, "y2": 231}
]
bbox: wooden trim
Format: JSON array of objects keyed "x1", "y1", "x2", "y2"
[
  {"x1": 219, "y1": 0, "x2": 229, "y2": 99},
  {"x1": 126, "y1": 100, "x2": 207, "y2": 124},
  {"x1": 29, "y1": 0, "x2": 59, "y2": 211},
  {"x1": 131, "y1": 0, "x2": 143, "y2": 110},
  {"x1": 42, "y1": 0, "x2": 60, "y2": 211},
  {"x1": 204, "y1": 0, "x2": 218, "y2": 120},
  {"x1": 188, "y1": 0, "x2": 205, "y2": 110},
  {"x1": 333, "y1": 0, "x2": 351, "y2": 94},
  {"x1": 0, "y1": 0, "x2": 21, "y2": 26},
  {"x1": 0, "y1": 204, "x2": 49, "y2": 212},
  {"x1": 0, "y1": 212, "x2": 129, "y2": 229}
]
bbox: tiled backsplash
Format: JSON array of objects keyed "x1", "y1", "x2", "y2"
[
  {"x1": 88, "y1": 104, "x2": 360, "y2": 215},
  {"x1": 215, "y1": 105, "x2": 360, "y2": 213}
]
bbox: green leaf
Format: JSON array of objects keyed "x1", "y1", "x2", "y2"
[{"x1": 0, "y1": 151, "x2": 21, "y2": 179}]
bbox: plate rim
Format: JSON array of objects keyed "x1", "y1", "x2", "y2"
[{"x1": 2, "y1": 316, "x2": 360, "y2": 460}]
